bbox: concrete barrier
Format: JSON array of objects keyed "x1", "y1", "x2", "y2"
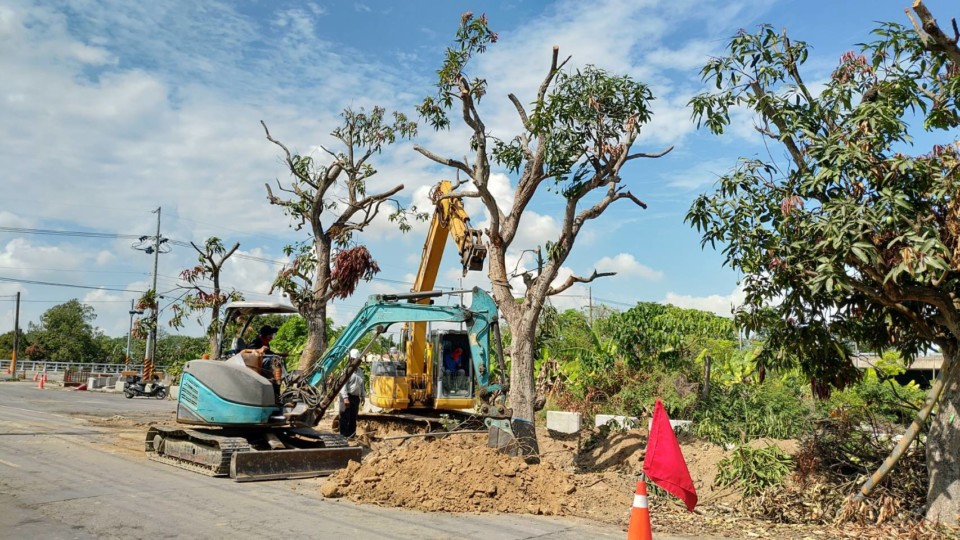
[{"x1": 546, "y1": 411, "x2": 582, "y2": 434}]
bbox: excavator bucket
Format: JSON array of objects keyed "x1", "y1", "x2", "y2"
[{"x1": 229, "y1": 446, "x2": 362, "y2": 482}]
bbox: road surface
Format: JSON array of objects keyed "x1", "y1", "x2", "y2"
[{"x1": 0, "y1": 382, "x2": 630, "y2": 539}]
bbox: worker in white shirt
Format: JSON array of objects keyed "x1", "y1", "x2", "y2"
[{"x1": 338, "y1": 349, "x2": 365, "y2": 438}]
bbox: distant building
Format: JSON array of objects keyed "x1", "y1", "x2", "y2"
[{"x1": 852, "y1": 354, "x2": 943, "y2": 388}]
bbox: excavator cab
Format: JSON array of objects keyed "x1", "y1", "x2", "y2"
[{"x1": 434, "y1": 330, "x2": 473, "y2": 400}]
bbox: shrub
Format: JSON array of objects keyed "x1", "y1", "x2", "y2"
[
  {"x1": 693, "y1": 378, "x2": 815, "y2": 445},
  {"x1": 716, "y1": 444, "x2": 794, "y2": 497},
  {"x1": 821, "y1": 369, "x2": 924, "y2": 424}
]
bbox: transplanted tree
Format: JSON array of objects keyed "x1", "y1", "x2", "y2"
[
  {"x1": 415, "y1": 14, "x2": 671, "y2": 454},
  {"x1": 262, "y1": 107, "x2": 421, "y2": 371},
  {"x1": 169, "y1": 237, "x2": 243, "y2": 356},
  {"x1": 686, "y1": 3, "x2": 960, "y2": 523}
]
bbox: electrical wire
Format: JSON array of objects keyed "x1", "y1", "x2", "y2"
[{"x1": 0, "y1": 276, "x2": 146, "y2": 293}]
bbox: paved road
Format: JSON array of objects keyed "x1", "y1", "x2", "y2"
[{"x1": 0, "y1": 383, "x2": 628, "y2": 539}]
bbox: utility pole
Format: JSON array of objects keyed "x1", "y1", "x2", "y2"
[
  {"x1": 11, "y1": 291, "x2": 20, "y2": 376},
  {"x1": 144, "y1": 207, "x2": 161, "y2": 380},
  {"x1": 126, "y1": 299, "x2": 144, "y2": 369},
  {"x1": 588, "y1": 286, "x2": 593, "y2": 326}
]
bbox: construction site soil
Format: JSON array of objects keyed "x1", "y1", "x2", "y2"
[
  {"x1": 318, "y1": 418, "x2": 953, "y2": 540},
  {"x1": 86, "y1": 410, "x2": 955, "y2": 539}
]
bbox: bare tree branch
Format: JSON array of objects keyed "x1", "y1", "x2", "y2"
[
  {"x1": 261, "y1": 120, "x2": 319, "y2": 190},
  {"x1": 912, "y1": 1, "x2": 960, "y2": 66},
  {"x1": 625, "y1": 145, "x2": 675, "y2": 161},
  {"x1": 508, "y1": 93, "x2": 533, "y2": 131},
  {"x1": 547, "y1": 270, "x2": 616, "y2": 295},
  {"x1": 413, "y1": 145, "x2": 473, "y2": 178}
]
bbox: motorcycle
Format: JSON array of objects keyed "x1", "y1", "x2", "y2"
[{"x1": 123, "y1": 375, "x2": 168, "y2": 399}]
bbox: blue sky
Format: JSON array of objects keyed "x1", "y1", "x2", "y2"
[{"x1": 1, "y1": 0, "x2": 955, "y2": 342}]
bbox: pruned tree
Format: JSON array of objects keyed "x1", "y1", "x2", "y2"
[
  {"x1": 169, "y1": 237, "x2": 243, "y2": 356},
  {"x1": 415, "y1": 13, "x2": 671, "y2": 454},
  {"x1": 263, "y1": 107, "x2": 422, "y2": 371},
  {"x1": 686, "y1": 3, "x2": 960, "y2": 523}
]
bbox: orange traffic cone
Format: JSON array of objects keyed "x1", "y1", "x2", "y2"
[
  {"x1": 33, "y1": 372, "x2": 38, "y2": 381},
  {"x1": 37, "y1": 374, "x2": 45, "y2": 390},
  {"x1": 627, "y1": 480, "x2": 652, "y2": 540}
]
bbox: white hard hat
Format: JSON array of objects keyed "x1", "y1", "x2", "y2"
[
  {"x1": 349, "y1": 348, "x2": 360, "y2": 359},
  {"x1": 389, "y1": 347, "x2": 398, "y2": 354}
]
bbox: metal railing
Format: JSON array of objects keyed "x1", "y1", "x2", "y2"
[{"x1": 0, "y1": 359, "x2": 169, "y2": 374}]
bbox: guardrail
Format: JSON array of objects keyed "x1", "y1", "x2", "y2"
[{"x1": 0, "y1": 359, "x2": 170, "y2": 374}]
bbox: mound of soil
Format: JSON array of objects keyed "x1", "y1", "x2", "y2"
[{"x1": 323, "y1": 434, "x2": 577, "y2": 516}]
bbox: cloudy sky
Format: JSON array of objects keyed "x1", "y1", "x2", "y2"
[{"x1": 0, "y1": 0, "x2": 951, "y2": 343}]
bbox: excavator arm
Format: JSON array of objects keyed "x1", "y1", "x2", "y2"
[
  {"x1": 285, "y1": 287, "x2": 505, "y2": 426},
  {"x1": 404, "y1": 181, "x2": 488, "y2": 393}
]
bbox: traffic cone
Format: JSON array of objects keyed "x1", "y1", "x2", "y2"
[
  {"x1": 37, "y1": 374, "x2": 45, "y2": 390},
  {"x1": 33, "y1": 372, "x2": 38, "y2": 382},
  {"x1": 627, "y1": 480, "x2": 652, "y2": 540}
]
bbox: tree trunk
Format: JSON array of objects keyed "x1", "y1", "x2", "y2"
[
  {"x1": 298, "y1": 235, "x2": 332, "y2": 373},
  {"x1": 926, "y1": 349, "x2": 960, "y2": 525},
  {"x1": 299, "y1": 303, "x2": 328, "y2": 373},
  {"x1": 507, "y1": 315, "x2": 540, "y2": 459},
  {"x1": 208, "y1": 305, "x2": 220, "y2": 358}
]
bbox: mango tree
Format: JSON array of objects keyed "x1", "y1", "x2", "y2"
[
  {"x1": 169, "y1": 237, "x2": 243, "y2": 356},
  {"x1": 263, "y1": 108, "x2": 422, "y2": 371},
  {"x1": 415, "y1": 14, "x2": 671, "y2": 454},
  {"x1": 686, "y1": 4, "x2": 960, "y2": 523}
]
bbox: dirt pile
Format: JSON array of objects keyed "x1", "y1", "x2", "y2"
[{"x1": 323, "y1": 434, "x2": 577, "y2": 515}]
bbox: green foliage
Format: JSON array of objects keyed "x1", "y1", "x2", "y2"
[
  {"x1": 716, "y1": 444, "x2": 794, "y2": 497},
  {"x1": 606, "y1": 365, "x2": 700, "y2": 419},
  {"x1": 156, "y1": 335, "x2": 207, "y2": 379},
  {"x1": 693, "y1": 378, "x2": 815, "y2": 445},
  {"x1": 271, "y1": 315, "x2": 308, "y2": 357},
  {"x1": 609, "y1": 302, "x2": 736, "y2": 369},
  {"x1": 686, "y1": 22, "x2": 960, "y2": 388},
  {"x1": 822, "y1": 368, "x2": 925, "y2": 424},
  {"x1": 500, "y1": 65, "x2": 654, "y2": 193},
  {"x1": 0, "y1": 329, "x2": 27, "y2": 360},
  {"x1": 28, "y1": 300, "x2": 103, "y2": 361},
  {"x1": 168, "y1": 237, "x2": 242, "y2": 348},
  {"x1": 417, "y1": 12, "x2": 497, "y2": 131}
]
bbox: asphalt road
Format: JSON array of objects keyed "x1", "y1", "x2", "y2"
[{"x1": 0, "y1": 382, "x2": 628, "y2": 539}]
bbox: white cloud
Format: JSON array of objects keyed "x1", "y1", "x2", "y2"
[
  {"x1": 661, "y1": 284, "x2": 745, "y2": 316},
  {"x1": 95, "y1": 250, "x2": 116, "y2": 266},
  {"x1": 594, "y1": 253, "x2": 663, "y2": 281}
]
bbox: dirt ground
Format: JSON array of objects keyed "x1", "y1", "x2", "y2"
[
  {"x1": 88, "y1": 411, "x2": 955, "y2": 539},
  {"x1": 319, "y1": 419, "x2": 954, "y2": 539}
]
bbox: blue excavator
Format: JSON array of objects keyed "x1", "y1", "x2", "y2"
[{"x1": 146, "y1": 287, "x2": 511, "y2": 481}]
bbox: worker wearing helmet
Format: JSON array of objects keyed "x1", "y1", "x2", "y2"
[{"x1": 338, "y1": 348, "x2": 366, "y2": 439}]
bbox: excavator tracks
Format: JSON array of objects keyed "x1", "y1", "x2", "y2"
[
  {"x1": 145, "y1": 425, "x2": 361, "y2": 482},
  {"x1": 146, "y1": 425, "x2": 250, "y2": 477}
]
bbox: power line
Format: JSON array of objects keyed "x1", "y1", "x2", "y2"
[
  {"x1": 0, "y1": 226, "x2": 145, "y2": 240},
  {"x1": 0, "y1": 276, "x2": 146, "y2": 293},
  {"x1": 0, "y1": 298, "x2": 134, "y2": 304},
  {"x1": 0, "y1": 265, "x2": 151, "y2": 276}
]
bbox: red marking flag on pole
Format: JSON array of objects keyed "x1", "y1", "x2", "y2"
[{"x1": 642, "y1": 399, "x2": 698, "y2": 511}]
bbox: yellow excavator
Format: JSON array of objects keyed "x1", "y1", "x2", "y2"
[{"x1": 369, "y1": 180, "x2": 493, "y2": 412}]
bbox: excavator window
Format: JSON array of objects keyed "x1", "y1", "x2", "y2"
[{"x1": 438, "y1": 335, "x2": 472, "y2": 398}]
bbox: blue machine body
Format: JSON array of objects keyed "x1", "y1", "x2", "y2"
[{"x1": 176, "y1": 371, "x2": 277, "y2": 426}]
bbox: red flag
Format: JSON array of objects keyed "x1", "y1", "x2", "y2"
[{"x1": 642, "y1": 399, "x2": 698, "y2": 511}]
